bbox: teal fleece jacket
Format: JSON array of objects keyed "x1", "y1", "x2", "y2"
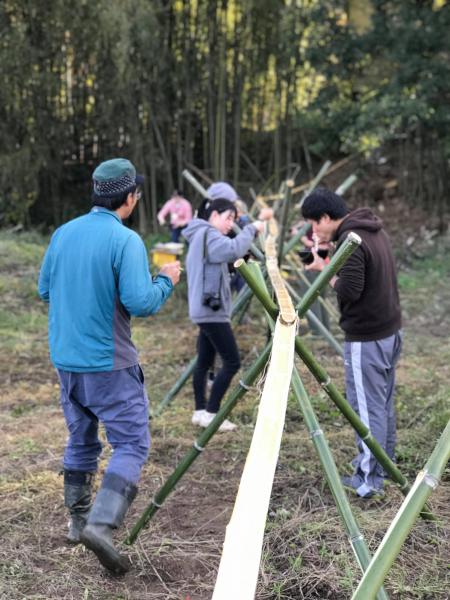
[{"x1": 38, "y1": 207, "x2": 173, "y2": 372}]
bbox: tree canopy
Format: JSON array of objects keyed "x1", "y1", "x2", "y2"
[{"x1": 1, "y1": 0, "x2": 449, "y2": 229}]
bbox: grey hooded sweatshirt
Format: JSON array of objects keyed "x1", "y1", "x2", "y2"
[{"x1": 182, "y1": 218, "x2": 257, "y2": 323}]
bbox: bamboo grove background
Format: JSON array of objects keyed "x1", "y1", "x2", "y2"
[{"x1": 1, "y1": 0, "x2": 449, "y2": 231}]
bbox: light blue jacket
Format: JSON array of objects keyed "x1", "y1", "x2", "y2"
[
  {"x1": 182, "y1": 218, "x2": 257, "y2": 323},
  {"x1": 38, "y1": 207, "x2": 173, "y2": 372}
]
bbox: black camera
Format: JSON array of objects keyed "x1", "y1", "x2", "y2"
[
  {"x1": 202, "y1": 293, "x2": 221, "y2": 311},
  {"x1": 298, "y1": 248, "x2": 329, "y2": 265}
]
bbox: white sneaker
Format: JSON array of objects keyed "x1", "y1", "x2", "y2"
[
  {"x1": 192, "y1": 410, "x2": 206, "y2": 426},
  {"x1": 199, "y1": 411, "x2": 237, "y2": 432}
]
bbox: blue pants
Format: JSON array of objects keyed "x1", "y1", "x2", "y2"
[
  {"x1": 58, "y1": 365, "x2": 150, "y2": 484},
  {"x1": 170, "y1": 226, "x2": 184, "y2": 242},
  {"x1": 344, "y1": 332, "x2": 402, "y2": 496}
]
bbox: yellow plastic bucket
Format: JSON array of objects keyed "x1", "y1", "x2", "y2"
[{"x1": 151, "y1": 242, "x2": 183, "y2": 268}]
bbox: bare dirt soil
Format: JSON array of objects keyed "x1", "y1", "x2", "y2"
[{"x1": 0, "y1": 195, "x2": 449, "y2": 599}]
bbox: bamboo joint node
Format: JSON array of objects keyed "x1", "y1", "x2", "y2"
[
  {"x1": 152, "y1": 498, "x2": 162, "y2": 508},
  {"x1": 310, "y1": 428, "x2": 324, "y2": 438},
  {"x1": 193, "y1": 441, "x2": 205, "y2": 452},
  {"x1": 350, "y1": 533, "x2": 364, "y2": 543},
  {"x1": 320, "y1": 376, "x2": 331, "y2": 388},
  {"x1": 239, "y1": 379, "x2": 251, "y2": 391},
  {"x1": 421, "y1": 471, "x2": 439, "y2": 490}
]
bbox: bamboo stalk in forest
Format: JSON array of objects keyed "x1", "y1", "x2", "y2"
[
  {"x1": 291, "y1": 370, "x2": 389, "y2": 600},
  {"x1": 125, "y1": 343, "x2": 273, "y2": 545},
  {"x1": 352, "y1": 419, "x2": 450, "y2": 600}
]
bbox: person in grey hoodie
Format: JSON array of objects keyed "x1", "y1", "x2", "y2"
[
  {"x1": 301, "y1": 188, "x2": 402, "y2": 498},
  {"x1": 182, "y1": 198, "x2": 265, "y2": 431}
]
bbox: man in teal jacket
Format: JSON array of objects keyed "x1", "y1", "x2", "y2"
[{"x1": 38, "y1": 158, "x2": 180, "y2": 574}]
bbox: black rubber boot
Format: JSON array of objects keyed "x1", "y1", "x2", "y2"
[
  {"x1": 64, "y1": 470, "x2": 95, "y2": 544},
  {"x1": 80, "y1": 472, "x2": 137, "y2": 575}
]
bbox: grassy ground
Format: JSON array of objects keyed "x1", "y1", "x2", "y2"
[{"x1": 0, "y1": 227, "x2": 449, "y2": 600}]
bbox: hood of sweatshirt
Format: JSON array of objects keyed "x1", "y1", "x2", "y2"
[
  {"x1": 334, "y1": 208, "x2": 382, "y2": 241},
  {"x1": 182, "y1": 218, "x2": 210, "y2": 243}
]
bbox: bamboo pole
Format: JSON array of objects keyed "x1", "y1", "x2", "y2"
[
  {"x1": 352, "y1": 419, "x2": 450, "y2": 600},
  {"x1": 295, "y1": 232, "x2": 362, "y2": 317},
  {"x1": 153, "y1": 221, "x2": 310, "y2": 416},
  {"x1": 154, "y1": 196, "x2": 352, "y2": 416},
  {"x1": 250, "y1": 267, "x2": 386, "y2": 599},
  {"x1": 213, "y1": 318, "x2": 296, "y2": 600},
  {"x1": 277, "y1": 181, "x2": 293, "y2": 266},
  {"x1": 291, "y1": 370, "x2": 389, "y2": 600},
  {"x1": 282, "y1": 221, "x2": 311, "y2": 255},
  {"x1": 259, "y1": 156, "x2": 354, "y2": 202},
  {"x1": 152, "y1": 356, "x2": 198, "y2": 418},
  {"x1": 235, "y1": 256, "x2": 435, "y2": 519},
  {"x1": 182, "y1": 168, "x2": 209, "y2": 199},
  {"x1": 297, "y1": 160, "x2": 332, "y2": 208},
  {"x1": 283, "y1": 278, "x2": 344, "y2": 357},
  {"x1": 284, "y1": 257, "x2": 340, "y2": 322},
  {"x1": 125, "y1": 343, "x2": 273, "y2": 545},
  {"x1": 336, "y1": 173, "x2": 358, "y2": 196}
]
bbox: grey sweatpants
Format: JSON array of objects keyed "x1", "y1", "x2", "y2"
[{"x1": 344, "y1": 331, "x2": 403, "y2": 496}]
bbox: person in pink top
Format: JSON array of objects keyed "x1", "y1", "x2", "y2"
[{"x1": 157, "y1": 190, "x2": 193, "y2": 242}]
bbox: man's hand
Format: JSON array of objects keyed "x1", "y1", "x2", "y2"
[
  {"x1": 305, "y1": 250, "x2": 338, "y2": 288},
  {"x1": 160, "y1": 260, "x2": 181, "y2": 285},
  {"x1": 305, "y1": 249, "x2": 325, "y2": 272}
]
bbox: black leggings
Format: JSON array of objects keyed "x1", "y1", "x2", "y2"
[{"x1": 193, "y1": 322, "x2": 241, "y2": 413}]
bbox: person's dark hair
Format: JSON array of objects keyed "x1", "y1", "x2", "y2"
[
  {"x1": 301, "y1": 187, "x2": 349, "y2": 221},
  {"x1": 91, "y1": 185, "x2": 137, "y2": 210},
  {"x1": 198, "y1": 198, "x2": 237, "y2": 221}
]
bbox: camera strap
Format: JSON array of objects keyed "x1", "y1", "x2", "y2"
[{"x1": 202, "y1": 227, "x2": 223, "y2": 299}]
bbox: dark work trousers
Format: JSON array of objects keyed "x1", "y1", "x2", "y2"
[
  {"x1": 193, "y1": 322, "x2": 241, "y2": 413},
  {"x1": 58, "y1": 365, "x2": 150, "y2": 484},
  {"x1": 344, "y1": 331, "x2": 403, "y2": 496}
]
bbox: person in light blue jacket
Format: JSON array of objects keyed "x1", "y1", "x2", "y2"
[
  {"x1": 183, "y1": 198, "x2": 265, "y2": 432},
  {"x1": 38, "y1": 158, "x2": 180, "y2": 574}
]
